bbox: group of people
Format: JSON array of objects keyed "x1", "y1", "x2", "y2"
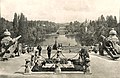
[
  {"x1": 36, "y1": 43, "x2": 62, "y2": 59},
  {"x1": 36, "y1": 45, "x2": 52, "y2": 59}
]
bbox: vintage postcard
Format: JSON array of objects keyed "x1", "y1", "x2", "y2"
[{"x1": 0, "y1": 0, "x2": 120, "y2": 78}]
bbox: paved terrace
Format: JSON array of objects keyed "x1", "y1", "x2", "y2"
[{"x1": 0, "y1": 49, "x2": 120, "y2": 78}]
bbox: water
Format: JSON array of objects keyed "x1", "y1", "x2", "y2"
[
  {"x1": 41, "y1": 26, "x2": 78, "y2": 46},
  {"x1": 41, "y1": 35, "x2": 77, "y2": 46},
  {"x1": 57, "y1": 35, "x2": 77, "y2": 46}
]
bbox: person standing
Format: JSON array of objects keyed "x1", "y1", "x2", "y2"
[
  {"x1": 37, "y1": 45, "x2": 42, "y2": 56},
  {"x1": 47, "y1": 45, "x2": 52, "y2": 59}
]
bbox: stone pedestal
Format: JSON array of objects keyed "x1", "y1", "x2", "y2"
[
  {"x1": 55, "y1": 63, "x2": 61, "y2": 74},
  {"x1": 24, "y1": 59, "x2": 31, "y2": 75},
  {"x1": 55, "y1": 58, "x2": 61, "y2": 74},
  {"x1": 24, "y1": 65, "x2": 31, "y2": 75},
  {"x1": 31, "y1": 54, "x2": 35, "y2": 66},
  {"x1": 84, "y1": 62, "x2": 92, "y2": 74}
]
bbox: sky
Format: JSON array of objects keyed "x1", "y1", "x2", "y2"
[{"x1": 1, "y1": 0, "x2": 120, "y2": 23}]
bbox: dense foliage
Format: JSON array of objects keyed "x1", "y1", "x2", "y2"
[
  {"x1": 0, "y1": 13, "x2": 59, "y2": 46},
  {"x1": 1, "y1": 13, "x2": 120, "y2": 46},
  {"x1": 66, "y1": 15, "x2": 120, "y2": 46}
]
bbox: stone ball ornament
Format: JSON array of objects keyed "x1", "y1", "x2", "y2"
[
  {"x1": 109, "y1": 28, "x2": 117, "y2": 35},
  {"x1": 4, "y1": 29, "x2": 11, "y2": 36}
]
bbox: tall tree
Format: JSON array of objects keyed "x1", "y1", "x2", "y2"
[
  {"x1": 13, "y1": 13, "x2": 19, "y2": 37},
  {"x1": 18, "y1": 13, "x2": 28, "y2": 43}
]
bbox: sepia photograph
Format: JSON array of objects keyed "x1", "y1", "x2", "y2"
[{"x1": 0, "y1": 0, "x2": 120, "y2": 78}]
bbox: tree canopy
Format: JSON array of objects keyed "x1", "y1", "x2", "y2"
[
  {"x1": 0, "y1": 13, "x2": 59, "y2": 46},
  {"x1": 65, "y1": 15, "x2": 119, "y2": 46}
]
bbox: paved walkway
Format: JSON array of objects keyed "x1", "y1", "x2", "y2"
[
  {"x1": 0, "y1": 53, "x2": 30, "y2": 74},
  {"x1": 0, "y1": 51, "x2": 120, "y2": 78}
]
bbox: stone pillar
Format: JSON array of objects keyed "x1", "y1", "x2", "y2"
[
  {"x1": 24, "y1": 59, "x2": 31, "y2": 74},
  {"x1": 55, "y1": 58, "x2": 61, "y2": 74},
  {"x1": 82, "y1": 56, "x2": 92, "y2": 74},
  {"x1": 57, "y1": 47, "x2": 62, "y2": 58},
  {"x1": 31, "y1": 53, "x2": 35, "y2": 66},
  {"x1": 84, "y1": 62, "x2": 92, "y2": 74},
  {"x1": 34, "y1": 51, "x2": 38, "y2": 62}
]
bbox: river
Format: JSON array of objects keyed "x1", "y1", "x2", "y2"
[
  {"x1": 41, "y1": 34, "x2": 78, "y2": 46},
  {"x1": 41, "y1": 26, "x2": 79, "y2": 47}
]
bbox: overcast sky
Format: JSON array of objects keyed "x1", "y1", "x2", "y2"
[{"x1": 1, "y1": 0, "x2": 120, "y2": 23}]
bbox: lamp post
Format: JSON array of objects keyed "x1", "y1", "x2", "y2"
[
  {"x1": 42, "y1": 24, "x2": 46, "y2": 40},
  {"x1": 40, "y1": 24, "x2": 46, "y2": 45},
  {"x1": 53, "y1": 36, "x2": 58, "y2": 50}
]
